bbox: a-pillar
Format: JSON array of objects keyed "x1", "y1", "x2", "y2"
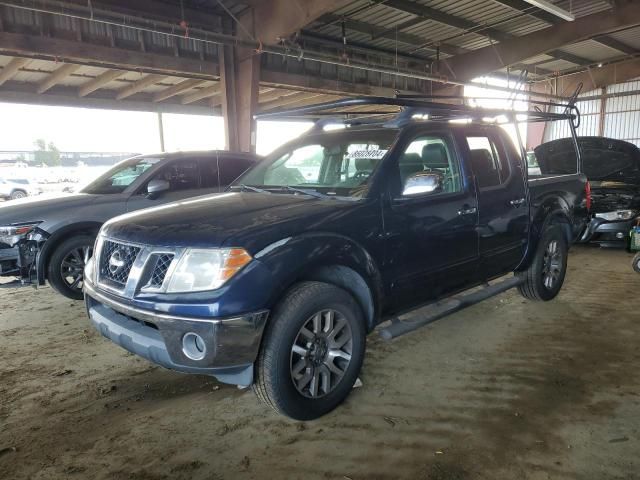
[{"x1": 219, "y1": 12, "x2": 260, "y2": 153}]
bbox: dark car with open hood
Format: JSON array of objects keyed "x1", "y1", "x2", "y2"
[{"x1": 535, "y1": 136, "x2": 640, "y2": 247}]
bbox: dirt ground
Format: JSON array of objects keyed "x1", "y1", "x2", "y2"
[{"x1": 1, "y1": 246, "x2": 639, "y2": 480}]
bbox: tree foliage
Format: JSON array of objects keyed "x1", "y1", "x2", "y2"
[{"x1": 33, "y1": 139, "x2": 61, "y2": 167}]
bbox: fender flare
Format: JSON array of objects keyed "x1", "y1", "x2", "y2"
[
  {"x1": 254, "y1": 232, "x2": 385, "y2": 331},
  {"x1": 517, "y1": 198, "x2": 572, "y2": 272}
]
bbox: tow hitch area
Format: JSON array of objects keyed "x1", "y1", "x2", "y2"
[{"x1": 379, "y1": 276, "x2": 525, "y2": 340}]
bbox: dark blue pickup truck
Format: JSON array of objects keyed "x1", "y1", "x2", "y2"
[{"x1": 84, "y1": 98, "x2": 590, "y2": 419}]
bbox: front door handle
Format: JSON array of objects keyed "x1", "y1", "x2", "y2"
[
  {"x1": 510, "y1": 198, "x2": 526, "y2": 207},
  {"x1": 458, "y1": 206, "x2": 478, "y2": 216}
]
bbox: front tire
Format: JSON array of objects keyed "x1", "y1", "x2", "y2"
[
  {"x1": 517, "y1": 225, "x2": 568, "y2": 301},
  {"x1": 9, "y1": 190, "x2": 27, "y2": 200},
  {"x1": 47, "y1": 235, "x2": 95, "y2": 300},
  {"x1": 254, "y1": 281, "x2": 366, "y2": 420},
  {"x1": 633, "y1": 253, "x2": 640, "y2": 274}
]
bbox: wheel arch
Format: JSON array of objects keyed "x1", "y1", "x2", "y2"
[
  {"x1": 517, "y1": 198, "x2": 572, "y2": 272},
  {"x1": 37, "y1": 222, "x2": 102, "y2": 284},
  {"x1": 256, "y1": 233, "x2": 384, "y2": 332},
  {"x1": 299, "y1": 264, "x2": 377, "y2": 332}
]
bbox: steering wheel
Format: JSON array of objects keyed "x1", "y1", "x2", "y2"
[{"x1": 353, "y1": 171, "x2": 371, "y2": 182}]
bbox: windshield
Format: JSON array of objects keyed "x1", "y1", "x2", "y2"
[
  {"x1": 235, "y1": 129, "x2": 399, "y2": 198},
  {"x1": 82, "y1": 157, "x2": 162, "y2": 194}
]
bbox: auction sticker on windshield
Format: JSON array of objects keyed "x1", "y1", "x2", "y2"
[{"x1": 346, "y1": 149, "x2": 388, "y2": 160}]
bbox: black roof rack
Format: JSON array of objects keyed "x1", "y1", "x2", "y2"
[{"x1": 254, "y1": 85, "x2": 583, "y2": 130}]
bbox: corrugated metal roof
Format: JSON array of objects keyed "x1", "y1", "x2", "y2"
[
  {"x1": 306, "y1": 0, "x2": 629, "y2": 70},
  {"x1": 609, "y1": 26, "x2": 640, "y2": 50},
  {"x1": 559, "y1": 40, "x2": 623, "y2": 62}
]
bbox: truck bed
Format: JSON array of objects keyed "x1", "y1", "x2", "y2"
[{"x1": 528, "y1": 172, "x2": 589, "y2": 243}]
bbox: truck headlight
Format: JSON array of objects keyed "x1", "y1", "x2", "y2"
[
  {"x1": 595, "y1": 210, "x2": 638, "y2": 221},
  {"x1": 84, "y1": 235, "x2": 102, "y2": 285},
  {"x1": 166, "y1": 248, "x2": 252, "y2": 293},
  {"x1": 0, "y1": 222, "x2": 41, "y2": 247}
]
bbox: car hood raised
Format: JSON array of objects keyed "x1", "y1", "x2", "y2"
[{"x1": 102, "y1": 192, "x2": 355, "y2": 250}]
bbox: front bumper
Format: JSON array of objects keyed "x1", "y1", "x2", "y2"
[
  {"x1": 84, "y1": 280, "x2": 269, "y2": 386},
  {"x1": 0, "y1": 246, "x2": 19, "y2": 275},
  {"x1": 579, "y1": 217, "x2": 637, "y2": 248}
]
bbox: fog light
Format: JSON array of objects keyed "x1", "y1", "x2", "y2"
[
  {"x1": 182, "y1": 332, "x2": 206, "y2": 360},
  {"x1": 616, "y1": 232, "x2": 625, "y2": 239}
]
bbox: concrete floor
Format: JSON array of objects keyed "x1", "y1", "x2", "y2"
[{"x1": 1, "y1": 246, "x2": 639, "y2": 480}]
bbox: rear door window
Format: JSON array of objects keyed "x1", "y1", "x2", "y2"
[
  {"x1": 467, "y1": 135, "x2": 509, "y2": 189},
  {"x1": 199, "y1": 157, "x2": 220, "y2": 188},
  {"x1": 218, "y1": 157, "x2": 254, "y2": 186}
]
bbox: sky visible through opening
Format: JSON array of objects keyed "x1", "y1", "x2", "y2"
[
  {"x1": 0, "y1": 77, "x2": 528, "y2": 157},
  {"x1": 0, "y1": 103, "x2": 312, "y2": 156}
]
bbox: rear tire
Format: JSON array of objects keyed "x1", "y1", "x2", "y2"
[
  {"x1": 9, "y1": 190, "x2": 27, "y2": 200},
  {"x1": 633, "y1": 253, "x2": 640, "y2": 274},
  {"x1": 253, "y1": 281, "x2": 366, "y2": 420},
  {"x1": 517, "y1": 225, "x2": 568, "y2": 301},
  {"x1": 47, "y1": 235, "x2": 95, "y2": 300}
]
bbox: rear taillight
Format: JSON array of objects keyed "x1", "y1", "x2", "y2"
[{"x1": 585, "y1": 181, "x2": 592, "y2": 211}]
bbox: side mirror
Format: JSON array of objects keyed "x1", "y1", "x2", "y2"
[
  {"x1": 401, "y1": 172, "x2": 443, "y2": 197},
  {"x1": 146, "y1": 179, "x2": 170, "y2": 198}
]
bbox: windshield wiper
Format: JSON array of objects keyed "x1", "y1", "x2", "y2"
[
  {"x1": 235, "y1": 184, "x2": 271, "y2": 194},
  {"x1": 278, "y1": 186, "x2": 330, "y2": 199}
]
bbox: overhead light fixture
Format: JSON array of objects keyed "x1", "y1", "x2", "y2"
[{"x1": 522, "y1": 0, "x2": 575, "y2": 21}]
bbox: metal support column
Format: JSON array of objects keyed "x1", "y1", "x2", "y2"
[
  {"x1": 157, "y1": 112, "x2": 165, "y2": 152},
  {"x1": 219, "y1": 12, "x2": 260, "y2": 153}
]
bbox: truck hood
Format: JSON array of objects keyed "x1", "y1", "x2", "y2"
[
  {"x1": 589, "y1": 181, "x2": 640, "y2": 212},
  {"x1": 102, "y1": 192, "x2": 355, "y2": 250},
  {"x1": 0, "y1": 193, "x2": 101, "y2": 226}
]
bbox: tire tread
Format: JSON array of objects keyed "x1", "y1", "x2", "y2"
[{"x1": 253, "y1": 281, "x2": 364, "y2": 419}]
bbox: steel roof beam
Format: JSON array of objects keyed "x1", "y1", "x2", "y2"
[
  {"x1": 116, "y1": 73, "x2": 167, "y2": 100},
  {"x1": 298, "y1": 29, "x2": 434, "y2": 63},
  {"x1": 441, "y1": 2, "x2": 640, "y2": 82},
  {"x1": 384, "y1": 0, "x2": 592, "y2": 65},
  {"x1": 36, "y1": 63, "x2": 81, "y2": 93},
  {"x1": 533, "y1": 58, "x2": 640, "y2": 95},
  {"x1": 0, "y1": 80, "x2": 218, "y2": 115},
  {"x1": 78, "y1": 69, "x2": 124, "y2": 97},
  {"x1": 0, "y1": 31, "x2": 220, "y2": 80},
  {"x1": 260, "y1": 92, "x2": 328, "y2": 111},
  {"x1": 0, "y1": 57, "x2": 30, "y2": 86},
  {"x1": 317, "y1": 13, "x2": 466, "y2": 56},
  {"x1": 493, "y1": 0, "x2": 637, "y2": 55},
  {"x1": 249, "y1": 0, "x2": 353, "y2": 44},
  {"x1": 152, "y1": 78, "x2": 208, "y2": 103},
  {"x1": 181, "y1": 84, "x2": 221, "y2": 105},
  {"x1": 591, "y1": 35, "x2": 637, "y2": 55}
]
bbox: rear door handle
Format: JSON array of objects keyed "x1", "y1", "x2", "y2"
[
  {"x1": 510, "y1": 198, "x2": 526, "y2": 207},
  {"x1": 458, "y1": 206, "x2": 478, "y2": 216}
]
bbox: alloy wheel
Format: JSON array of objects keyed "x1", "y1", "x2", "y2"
[
  {"x1": 290, "y1": 309, "x2": 353, "y2": 398},
  {"x1": 542, "y1": 240, "x2": 562, "y2": 289},
  {"x1": 60, "y1": 246, "x2": 92, "y2": 292}
]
